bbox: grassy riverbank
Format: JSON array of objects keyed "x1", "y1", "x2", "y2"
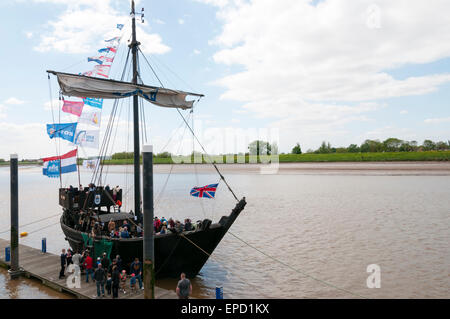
[
  {"x1": 102, "y1": 151, "x2": 450, "y2": 165},
  {"x1": 2, "y1": 151, "x2": 448, "y2": 167},
  {"x1": 0, "y1": 161, "x2": 40, "y2": 166}
]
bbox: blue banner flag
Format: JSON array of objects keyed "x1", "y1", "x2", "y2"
[
  {"x1": 46, "y1": 123, "x2": 77, "y2": 143},
  {"x1": 117, "y1": 24, "x2": 124, "y2": 30},
  {"x1": 43, "y1": 160, "x2": 60, "y2": 178},
  {"x1": 42, "y1": 149, "x2": 78, "y2": 178},
  {"x1": 88, "y1": 57, "x2": 103, "y2": 65},
  {"x1": 83, "y1": 97, "x2": 103, "y2": 109}
]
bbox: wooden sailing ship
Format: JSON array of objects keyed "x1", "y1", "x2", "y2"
[{"x1": 47, "y1": 1, "x2": 246, "y2": 279}]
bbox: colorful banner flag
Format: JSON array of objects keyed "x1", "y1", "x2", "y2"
[
  {"x1": 82, "y1": 70, "x2": 94, "y2": 77},
  {"x1": 46, "y1": 123, "x2": 77, "y2": 143},
  {"x1": 73, "y1": 129, "x2": 100, "y2": 149},
  {"x1": 42, "y1": 149, "x2": 78, "y2": 178},
  {"x1": 98, "y1": 46, "x2": 117, "y2": 54},
  {"x1": 93, "y1": 65, "x2": 111, "y2": 78},
  {"x1": 105, "y1": 36, "x2": 120, "y2": 43},
  {"x1": 83, "y1": 98, "x2": 103, "y2": 109},
  {"x1": 87, "y1": 57, "x2": 103, "y2": 65},
  {"x1": 87, "y1": 56, "x2": 114, "y2": 65},
  {"x1": 190, "y1": 183, "x2": 219, "y2": 199},
  {"x1": 62, "y1": 100, "x2": 84, "y2": 117},
  {"x1": 83, "y1": 158, "x2": 100, "y2": 170},
  {"x1": 78, "y1": 110, "x2": 101, "y2": 127}
]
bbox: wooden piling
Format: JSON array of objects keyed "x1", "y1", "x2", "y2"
[{"x1": 142, "y1": 144, "x2": 155, "y2": 299}]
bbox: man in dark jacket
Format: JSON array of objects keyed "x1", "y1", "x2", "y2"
[
  {"x1": 115, "y1": 255, "x2": 122, "y2": 272},
  {"x1": 111, "y1": 265, "x2": 120, "y2": 299},
  {"x1": 94, "y1": 264, "x2": 106, "y2": 298},
  {"x1": 59, "y1": 249, "x2": 67, "y2": 279},
  {"x1": 101, "y1": 252, "x2": 110, "y2": 270}
]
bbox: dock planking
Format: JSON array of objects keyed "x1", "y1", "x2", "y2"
[{"x1": 0, "y1": 238, "x2": 178, "y2": 299}]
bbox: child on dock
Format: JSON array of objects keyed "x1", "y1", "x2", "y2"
[
  {"x1": 130, "y1": 273, "x2": 136, "y2": 294},
  {"x1": 120, "y1": 270, "x2": 127, "y2": 294},
  {"x1": 106, "y1": 273, "x2": 112, "y2": 296}
]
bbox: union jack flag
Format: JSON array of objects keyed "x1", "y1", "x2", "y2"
[{"x1": 190, "y1": 183, "x2": 218, "y2": 199}]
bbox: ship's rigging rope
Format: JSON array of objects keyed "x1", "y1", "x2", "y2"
[
  {"x1": 154, "y1": 112, "x2": 192, "y2": 209},
  {"x1": 0, "y1": 213, "x2": 61, "y2": 235},
  {"x1": 177, "y1": 233, "x2": 273, "y2": 298},
  {"x1": 47, "y1": 75, "x2": 62, "y2": 188},
  {"x1": 137, "y1": 47, "x2": 240, "y2": 202},
  {"x1": 179, "y1": 231, "x2": 368, "y2": 299},
  {"x1": 90, "y1": 48, "x2": 132, "y2": 187}
]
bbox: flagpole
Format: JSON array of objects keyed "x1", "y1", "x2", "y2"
[
  {"x1": 76, "y1": 147, "x2": 81, "y2": 188},
  {"x1": 130, "y1": 0, "x2": 142, "y2": 223}
]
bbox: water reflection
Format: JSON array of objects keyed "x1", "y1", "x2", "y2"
[
  {"x1": 0, "y1": 268, "x2": 72, "y2": 299},
  {"x1": 0, "y1": 165, "x2": 449, "y2": 299}
]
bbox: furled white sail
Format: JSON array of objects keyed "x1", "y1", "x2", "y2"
[{"x1": 48, "y1": 71, "x2": 203, "y2": 110}]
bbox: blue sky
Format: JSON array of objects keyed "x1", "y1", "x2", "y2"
[{"x1": 0, "y1": 0, "x2": 449, "y2": 160}]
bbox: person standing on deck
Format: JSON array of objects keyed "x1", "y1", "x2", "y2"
[
  {"x1": 108, "y1": 219, "x2": 116, "y2": 233},
  {"x1": 72, "y1": 250, "x2": 81, "y2": 277},
  {"x1": 101, "y1": 252, "x2": 110, "y2": 271},
  {"x1": 129, "y1": 257, "x2": 143, "y2": 290},
  {"x1": 113, "y1": 185, "x2": 119, "y2": 201},
  {"x1": 83, "y1": 252, "x2": 94, "y2": 283},
  {"x1": 66, "y1": 249, "x2": 73, "y2": 266},
  {"x1": 111, "y1": 265, "x2": 120, "y2": 299},
  {"x1": 176, "y1": 273, "x2": 192, "y2": 299},
  {"x1": 94, "y1": 263, "x2": 107, "y2": 298},
  {"x1": 115, "y1": 255, "x2": 122, "y2": 272},
  {"x1": 72, "y1": 250, "x2": 81, "y2": 266},
  {"x1": 59, "y1": 249, "x2": 67, "y2": 279}
]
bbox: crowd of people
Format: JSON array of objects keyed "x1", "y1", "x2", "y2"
[
  {"x1": 59, "y1": 248, "x2": 144, "y2": 299},
  {"x1": 153, "y1": 216, "x2": 202, "y2": 235},
  {"x1": 59, "y1": 248, "x2": 193, "y2": 299}
]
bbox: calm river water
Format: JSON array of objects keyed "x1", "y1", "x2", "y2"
[{"x1": 0, "y1": 163, "x2": 448, "y2": 299}]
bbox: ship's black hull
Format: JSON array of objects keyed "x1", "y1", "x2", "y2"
[{"x1": 61, "y1": 198, "x2": 246, "y2": 279}]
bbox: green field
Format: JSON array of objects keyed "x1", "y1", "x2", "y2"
[
  {"x1": 2, "y1": 151, "x2": 448, "y2": 167},
  {"x1": 101, "y1": 151, "x2": 450, "y2": 165}
]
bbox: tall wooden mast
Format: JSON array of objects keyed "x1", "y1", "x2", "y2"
[{"x1": 130, "y1": 0, "x2": 141, "y2": 222}]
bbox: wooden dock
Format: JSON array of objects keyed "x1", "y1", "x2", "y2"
[{"x1": 0, "y1": 238, "x2": 178, "y2": 299}]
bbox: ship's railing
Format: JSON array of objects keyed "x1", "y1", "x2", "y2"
[{"x1": 59, "y1": 187, "x2": 122, "y2": 211}]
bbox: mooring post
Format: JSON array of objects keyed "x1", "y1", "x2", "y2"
[
  {"x1": 216, "y1": 286, "x2": 223, "y2": 299},
  {"x1": 42, "y1": 238, "x2": 47, "y2": 253},
  {"x1": 5, "y1": 247, "x2": 10, "y2": 262},
  {"x1": 9, "y1": 153, "x2": 20, "y2": 279},
  {"x1": 142, "y1": 144, "x2": 155, "y2": 299}
]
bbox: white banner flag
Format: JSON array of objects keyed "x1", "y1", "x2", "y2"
[
  {"x1": 73, "y1": 130, "x2": 100, "y2": 149},
  {"x1": 78, "y1": 111, "x2": 101, "y2": 127},
  {"x1": 83, "y1": 158, "x2": 100, "y2": 170}
]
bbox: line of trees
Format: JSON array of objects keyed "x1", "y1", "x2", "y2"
[{"x1": 292, "y1": 138, "x2": 450, "y2": 154}]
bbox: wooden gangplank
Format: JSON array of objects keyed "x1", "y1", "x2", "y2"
[{"x1": 0, "y1": 238, "x2": 177, "y2": 299}]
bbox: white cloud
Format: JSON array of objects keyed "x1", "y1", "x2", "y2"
[
  {"x1": 199, "y1": 0, "x2": 450, "y2": 150},
  {"x1": 424, "y1": 117, "x2": 450, "y2": 124},
  {"x1": 25, "y1": 31, "x2": 33, "y2": 39},
  {"x1": 193, "y1": 49, "x2": 201, "y2": 55},
  {"x1": 400, "y1": 110, "x2": 408, "y2": 115},
  {"x1": 4, "y1": 97, "x2": 25, "y2": 105},
  {"x1": 32, "y1": 0, "x2": 170, "y2": 55},
  {"x1": 0, "y1": 105, "x2": 6, "y2": 119},
  {"x1": 0, "y1": 122, "x2": 53, "y2": 159},
  {"x1": 43, "y1": 99, "x2": 63, "y2": 111},
  {"x1": 178, "y1": 19, "x2": 185, "y2": 25}
]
